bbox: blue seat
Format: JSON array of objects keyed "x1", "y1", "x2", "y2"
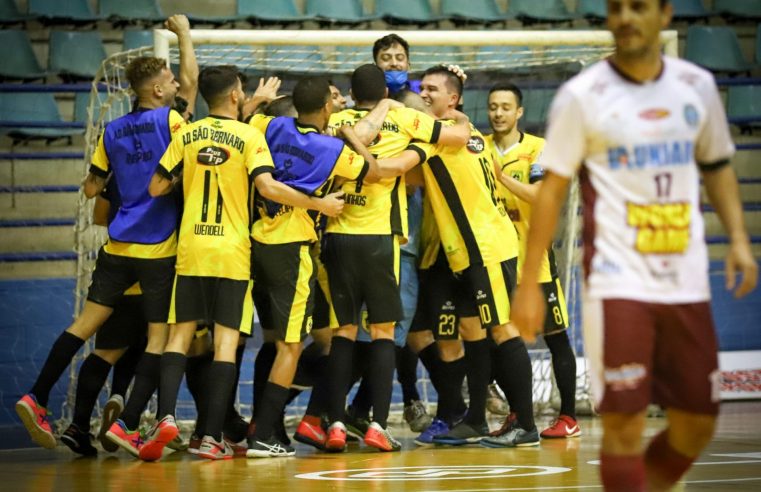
[
  {"x1": 685, "y1": 26, "x2": 755, "y2": 73},
  {"x1": 461, "y1": 89, "x2": 490, "y2": 130},
  {"x1": 99, "y1": 0, "x2": 163, "y2": 23},
  {"x1": 122, "y1": 30, "x2": 153, "y2": 51},
  {"x1": 49, "y1": 31, "x2": 108, "y2": 80},
  {"x1": 375, "y1": 0, "x2": 442, "y2": 24},
  {"x1": 74, "y1": 92, "x2": 113, "y2": 124},
  {"x1": 0, "y1": 30, "x2": 46, "y2": 80},
  {"x1": 28, "y1": 0, "x2": 100, "y2": 23},
  {"x1": 727, "y1": 85, "x2": 761, "y2": 130},
  {"x1": 578, "y1": 0, "x2": 606, "y2": 21},
  {"x1": 508, "y1": 0, "x2": 578, "y2": 23},
  {"x1": 238, "y1": 0, "x2": 314, "y2": 23},
  {"x1": 521, "y1": 88, "x2": 556, "y2": 130},
  {"x1": 441, "y1": 0, "x2": 509, "y2": 23},
  {"x1": 0, "y1": 0, "x2": 35, "y2": 23},
  {"x1": 0, "y1": 92, "x2": 83, "y2": 140},
  {"x1": 306, "y1": 0, "x2": 376, "y2": 24},
  {"x1": 671, "y1": 0, "x2": 712, "y2": 19},
  {"x1": 715, "y1": 0, "x2": 761, "y2": 19},
  {"x1": 757, "y1": 24, "x2": 761, "y2": 65}
]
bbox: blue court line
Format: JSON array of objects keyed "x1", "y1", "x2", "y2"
[
  {"x1": 0, "y1": 218, "x2": 75, "y2": 228},
  {"x1": 0, "y1": 185, "x2": 78, "y2": 193},
  {"x1": 0, "y1": 121, "x2": 84, "y2": 129},
  {"x1": 0, "y1": 152, "x2": 83, "y2": 160},
  {"x1": 0, "y1": 251, "x2": 76, "y2": 262},
  {"x1": 0, "y1": 83, "x2": 109, "y2": 93}
]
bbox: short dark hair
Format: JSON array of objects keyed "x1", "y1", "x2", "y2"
[
  {"x1": 199, "y1": 65, "x2": 242, "y2": 107},
  {"x1": 264, "y1": 95, "x2": 297, "y2": 118},
  {"x1": 351, "y1": 64, "x2": 387, "y2": 104},
  {"x1": 422, "y1": 65, "x2": 464, "y2": 97},
  {"x1": 292, "y1": 77, "x2": 331, "y2": 114},
  {"x1": 489, "y1": 82, "x2": 523, "y2": 107},
  {"x1": 372, "y1": 34, "x2": 410, "y2": 63},
  {"x1": 126, "y1": 56, "x2": 167, "y2": 91}
]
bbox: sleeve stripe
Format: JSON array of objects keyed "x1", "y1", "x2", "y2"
[
  {"x1": 89, "y1": 164, "x2": 109, "y2": 178},
  {"x1": 156, "y1": 165, "x2": 174, "y2": 180},
  {"x1": 406, "y1": 145, "x2": 427, "y2": 166},
  {"x1": 354, "y1": 160, "x2": 370, "y2": 193},
  {"x1": 430, "y1": 121, "x2": 442, "y2": 144},
  {"x1": 699, "y1": 158, "x2": 731, "y2": 172},
  {"x1": 250, "y1": 166, "x2": 273, "y2": 179}
]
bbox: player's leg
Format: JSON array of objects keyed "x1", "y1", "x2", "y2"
[
  {"x1": 222, "y1": 337, "x2": 249, "y2": 448},
  {"x1": 184, "y1": 328, "x2": 213, "y2": 453}
]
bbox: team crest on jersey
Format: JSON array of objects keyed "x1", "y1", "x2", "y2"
[
  {"x1": 683, "y1": 104, "x2": 699, "y2": 128},
  {"x1": 638, "y1": 108, "x2": 670, "y2": 120},
  {"x1": 197, "y1": 146, "x2": 229, "y2": 166},
  {"x1": 466, "y1": 136, "x2": 485, "y2": 154}
]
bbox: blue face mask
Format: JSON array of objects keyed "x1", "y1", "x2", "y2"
[{"x1": 384, "y1": 70, "x2": 408, "y2": 94}]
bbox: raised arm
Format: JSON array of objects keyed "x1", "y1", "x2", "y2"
[
  {"x1": 166, "y1": 15, "x2": 198, "y2": 118},
  {"x1": 242, "y1": 77, "x2": 282, "y2": 119},
  {"x1": 702, "y1": 165, "x2": 758, "y2": 298}
]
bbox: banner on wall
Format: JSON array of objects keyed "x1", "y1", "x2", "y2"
[{"x1": 719, "y1": 351, "x2": 761, "y2": 400}]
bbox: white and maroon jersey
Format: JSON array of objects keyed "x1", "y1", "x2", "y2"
[{"x1": 539, "y1": 56, "x2": 735, "y2": 304}]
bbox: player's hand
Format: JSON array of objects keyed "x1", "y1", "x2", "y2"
[
  {"x1": 165, "y1": 14, "x2": 190, "y2": 35},
  {"x1": 725, "y1": 238, "x2": 758, "y2": 298},
  {"x1": 253, "y1": 77, "x2": 281, "y2": 103},
  {"x1": 317, "y1": 191, "x2": 345, "y2": 217},
  {"x1": 382, "y1": 98, "x2": 405, "y2": 110},
  {"x1": 444, "y1": 64, "x2": 467, "y2": 83},
  {"x1": 511, "y1": 283, "x2": 545, "y2": 344}
]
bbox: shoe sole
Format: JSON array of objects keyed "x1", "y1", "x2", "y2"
[
  {"x1": 98, "y1": 400, "x2": 123, "y2": 453},
  {"x1": 60, "y1": 433, "x2": 97, "y2": 457},
  {"x1": 541, "y1": 431, "x2": 582, "y2": 439},
  {"x1": 245, "y1": 449, "x2": 295, "y2": 458},
  {"x1": 294, "y1": 432, "x2": 326, "y2": 451},
  {"x1": 364, "y1": 436, "x2": 400, "y2": 452},
  {"x1": 197, "y1": 450, "x2": 234, "y2": 460},
  {"x1": 324, "y1": 439, "x2": 346, "y2": 453},
  {"x1": 413, "y1": 439, "x2": 435, "y2": 447},
  {"x1": 15, "y1": 401, "x2": 56, "y2": 449},
  {"x1": 432, "y1": 437, "x2": 481, "y2": 446},
  {"x1": 105, "y1": 429, "x2": 140, "y2": 458},
  {"x1": 480, "y1": 439, "x2": 541, "y2": 448},
  {"x1": 138, "y1": 425, "x2": 179, "y2": 462}
]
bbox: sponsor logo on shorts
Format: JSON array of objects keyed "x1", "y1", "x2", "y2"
[
  {"x1": 476, "y1": 290, "x2": 487, "y2": 301},
  {"x1": 604, "y1": 363, "x2": 647, "y2": 391},
  {"x1": 547, "y1": 292, "x2": 557, "y2": 303},
  {"x1": 442, "y1": 301, "x2": 455, "y2": 312}
]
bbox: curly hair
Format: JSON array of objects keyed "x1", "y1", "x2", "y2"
[{"x1": 125, "y1": 56, "x2": 168, "y2": 91}]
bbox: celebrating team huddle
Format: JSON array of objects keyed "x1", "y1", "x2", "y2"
[{"x1": 14, "y1": 2, "x2": 758, "y2": 491}]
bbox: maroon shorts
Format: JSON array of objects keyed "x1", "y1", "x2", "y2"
[{"x1": 588, "y1": 298, "x2": 720, "y2": 415}]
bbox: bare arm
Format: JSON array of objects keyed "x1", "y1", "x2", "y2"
[
  {"x1": 166, "y1": 15, "x2": 198, "y2": 118},
  {"x1": 405, "y1": 165, "x2": 425, "y2": 188},
  {"x1": 242, "y1": 77, "x2": 281, "y2": 119},
  {"x1": 376, "y1": 150, "x2": 423, "y2": 179},
  {"x1": 149, "y1": 172, "x2": 174, "y2": 197},
  {"x1": 339, "y1": 125, "x2": 381, "y2": 184},
  {"x1": 83, "y1": 173, "x2": 106, "y2": 199},
  {"x1": 92, "y1": 195, "x2": 110, "y2": 226},
  {"x1": 702, "y1": 165, "x2": 758, "y2": 298},
  {"x1": 437, "y1": 108, "x2": 470, "y2": 147},
  {"x1": 352, "y1": 99, "x2": 404, "y2": 146},
  {"x1": 496, "y1": 172, "x2": 540, "y2": 204},
  {"x1": 254, "y1": 173, "x2": 345, "y2": 217}
]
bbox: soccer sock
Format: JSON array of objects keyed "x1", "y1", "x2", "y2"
[
  {"x1": 351, "y1": 341, "x2": 372, "y2": 382},
  {"x1": 397, "y1": 344, "x2": 421, "y2": 405},
  {"x1": 224, "y1": 344, "x2": 246, "y2": 424},
  {"x1": 72, "y1": 353, "x2": 112, "y2": 432},
  {"x1": 253, "y1": 382, "x2": 290, "y2": 442},
  {"x1": 327, "y1": 336, "x2": 355, "y2": 423},
  {"x1": 351, "y1": 376, "x2": 372, "y2": 418},
  {"x1": 120, "y1": 352, "x2": 161, "y2": 430},
  {"x1": 202, "y1": 361, "x2": 236, "y2": 442},
  {"x1": 644, "y1": 430, "x2": 696, "y2": 490},
  {"x1": 304, "y1": 355, "x2": 329, "y2": 417},
  {"x1": 600, "y1": 452, "x2": 646, "y2": 492},
  {"x1": 156, "y1": 351, "x2": 187, "y2": 419},
  {"x1": 110, "y1": 343, "x2": 143, "y2": 398},
  {"x1": 185, "y1": 352, "x2": 212, "y2": 437},
  {"x1": 437, "y1": 356, "x2": 467, "y2": 423},
  {"x1": 369, "y1": 339, "x2": 396, "y2": 428},
  {"x1": 544, "y1": 331, "x2": 577, "y2": 420},
  {"x1": 293, "y1": 342, "x2": 322, "y2": 388},
  {"x1": 30, "y1": 331, "x2": 85, "y2": 407},
  {"x1": 252, "y1": 342, "x2": 276, "y2": 420},
  {"x1": 463, "y1": 339, "x2": 491, "y2": 426},
  {"x1": 417, "y1": 343, "x2": 443, "y2": 395},
  {"x1": 495, "y1": 337, "x2": 536, "y2": 431}
]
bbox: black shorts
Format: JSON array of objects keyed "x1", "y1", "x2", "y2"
[
  {"x1": 87, "y1": 247, "x2": 175, "y2": 323},
  {"x1": 169, "y1": 275, "x2": 253, "y2": 334},
  {"x1": 455, "y1": 257, "x2": 518, "y2": 329},
  {"x1": 252, "y1": 241, "x2": 315, "y2": 343},
  {"x1": 311, "y1": 242, "x2": 335, "y2": 330},
  {"x1": 323, "y1": 233, "x2": 403, "y2": 327},
  {"x1": 542, "y1": 277, "x2": 569, "y2": 335},
  {"x1": 410, "y1": 251, "x2": 464, "y2": 340},
  {"x1": 94, "y1": 294, "x2": 148, "y2": 350}
]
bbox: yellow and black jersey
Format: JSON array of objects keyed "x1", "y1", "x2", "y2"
[
  {"x1": 409, "y1": 122, "x2": 519, "y2": 273},
  {"x1": 326, "y1": 107, "x2": 441, "y2": 240},
  {"x1": 486, "y1": 132, "x2": 555, "y2": 283},
  {"x1": 249, "y1": 114, "x2": 367, "y2": 244},
  {"x1": 418, "y1": 189, "x2": 441, "y2": 270},
  {"x1": 158, "y1": 115, "x2": 274, "y2": 280}
]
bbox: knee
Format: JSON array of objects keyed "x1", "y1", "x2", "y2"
[
  {"x1": 602, "y1": 413, "x2": 647, "y2": 454},
  {"x1": 459, "y1": 317, "x2": 485, "y2": 341},
  {"x1": 407, "y1": 331, "x2": 434, "y2": 353},
  {"x1": 369, "y1": 322, "x2": 395, "y2": 340},
  {"x1": 491, "y1": 323, "x2": 519, "y2": 345},
  {"x1": 667, "y1": 411, "x2": 716, "y2": 456},
  {"x1": 438, "y1": 340, "x2": 464, "y2": 361},
  {"x1": 94, "y1": 348, "x2": 124, "y2": 365},
  {"x1": 335, "y1": 325, "x2": 357, "y2": 341}
]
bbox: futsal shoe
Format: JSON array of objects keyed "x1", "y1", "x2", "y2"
[
  {"x1": 98, "y1": 394, "x2": 124, "y2": 452},
  {"x1": 197, "y1": 435, "x2": 235, "y2": 460},
  {"x1": 223, "y1": 436, "x2": 248, "y2": 457},
  {"x1": 294, "y1": 415, "x2": 327, "y2": 450},
  {"x1": 105, "y1": 419, "x2": 144, "y2": 458},
  {"x1": 325, "y1": 422, "x2": 348, "y2": 452},
  {"x1": 138, "y1": 415, "x2": 179, "y2": 462},
  {"x1": 540, "y1": 415, "x2": 582, "y2": 439},
  {"x1": 223, "y1": 413, "x2": 249, "y2": 444},
  {"x1": 364, "y1": 422, "x2": 402, "y2": 452},
  {"x1": 15, "y1": 394, "x2": 56, "y2": 449},
  {"x1": 246, "y1": 437, "x2": 295, "y2": 458},
  {"x1": 344, "y1": 406, "x2": 370, "y2": 440},
  {"x1": 403, "y1": 400, "x2": 433, "y2": 433},
  {"x1": 61, "y1": 423, "x2": 97, "y2": 457},
  {"x1": 187, "y1": 433, "x2": 202, "y2": 455},
  {"x1": 414, "y1": 418, "x2": 450, "y2": 446},
  {"x1": 166, "y1": 434, "x2": 189, "y2": 451},
  {"x1": 481, "y1": 426, "x2": 540, "y2": 448},
  {"x1": 432, "y1": 421, "x2": 489, "y2": 446},
  {"x1": 486, "y1": 383, "x2": 509, "y2": 415},
  {"x1": 488, "y1": 412, "x2": 518, "y2": 437}
]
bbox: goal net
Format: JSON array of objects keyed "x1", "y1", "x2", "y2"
[{"x1": 62, "y1": 29, "x2": 677, "y2": 430}]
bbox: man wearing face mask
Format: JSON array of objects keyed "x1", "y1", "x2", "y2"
[{"x1": 373, "y1": 34, "x2": 419, "y2": 95}]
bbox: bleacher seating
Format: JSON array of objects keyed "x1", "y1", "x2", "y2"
[
  {"x1": 48, "y1": 31, "x2": 108, "y2": 80},
  {"x1": 715, "y1": 0, "x2": 761, "y2": 20},
  {"x1": 0, "y1": 30, "x2": 46, "y2": 81},
  {"x1": 671, "y1": 0, "x2": 712, "y2": 20},
  {"x1": 28, "y1": 0, "x2": 100, "y2": 24},
  {"x1": 99, "y1": 0, "x2": 164, "y2": 25},
  {"x1": 727, "y1": 85, "x2": 761, "y2": 132},
  {"x1": 375, "y1": 0, "x2": 442, "y2": 25},
  {"x1": 122, "y1": 29, "x2": 153, "y2": 51},
  {"x1": 441, "y1": 0, "x2": 509, "y2": 25},
  {"x1": 238, "y1": 0, "x2": 314, "y2": 24},
  {"x1": 685, "y1": 26, "x2": 756, "y2": 73},
  {"x1": 508, "y1": 0, "x2": 578, "y2": 24},
  {"x1": 306, "y1": 0, "x2": 377, "y2": 24},
  {"x1": 0, "y1": 0, "x2": 34, "y2": 24},
  {"x1": 0, "y1": 92, "x2": 83, "y2": 141},
  {"x1": 577, "y1": 0, "x2": 606, "y2": 22}
]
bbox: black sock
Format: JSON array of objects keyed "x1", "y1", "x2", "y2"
[
  {"x1": 253, "y1": 382, "x2": 290, "y2": 441},
  {"x1": 121, "y1": 352, "x2": 161, "y2": 430},
  {"x1": 203, "y1": 361, "x2": 237, "y2": 441},
  {"x1": 110, "y1": 342, "x2": 143, "y2": 398},
  {"x1": 157, "y1": 351, "x2": 187, "y2": 419},
  {"x1": 293, "y1": 342, "x2": 322, "y2": 388},
  {"x1": 463, "y1": 339, "x2": 491, "y2": 426},
  {"x1": 495, "y1": 338, "x2": 535, "y2": 431},
  {"x1": 327, "y1": 336, "x2": 355, "y2": 423},
  {"x1": 225, "y1": 344, "x2": 246, "y2": 424},
  {"x1": 397, "y1": 344, "x2": 420, "y2": 405},
  {"x1": 351, "y1": 341, "x2": 372, "y2": 382},
  {"x1": 417, "y1": 343, "x2": 443, "y2": 395},
  {"x1": 437, "y1": 356, "x2": 467, "y2": 424},
  {"x1": 304, "y1": 355, "x2": 329, "y2": 417},
  {"x1": 252, "y1": 342, "x2": 276, "y2": 420},
  {"x1": 545, "y1": 331, "x2": 577, "y2": 419},
  {"x1": 369, "y1": 339, "x2": 396, "y2": 428},
  {"x1": 72, "y1": 353, "x2": 112, "y2": 431},
  {"x1": 185, "y1": 352, "x2": 212, "y2": 436},
  {"x1": 351, "y1": 376, "x2": 372, "y2": 418},
  {"x1": 30, "y1": 331, "x2": 84, "y2": 407}
]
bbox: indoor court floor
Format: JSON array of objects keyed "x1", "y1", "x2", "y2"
[{"x1": 1, "y1": 401, "x2": 759, "y2": 491}]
